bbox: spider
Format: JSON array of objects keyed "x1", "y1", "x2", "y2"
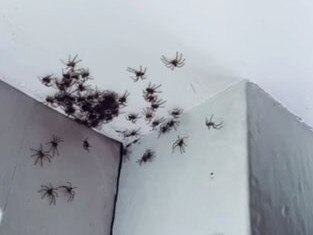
[
  {"x1": 58, "y1": 182, "x2": 77, "y2": 202},
  {"x1": 151, "y1": 117, "x2": 165, "y2": 130},
  {"x1": 143, "y1": 82, "x2": 162, "y2": 96},
  {"x1": 158, "y1": 122, "x2": 171, "y2": 137},
  {"x1": 143, "y1": 93, "x2": 158, "y2": 103},
  {"x1": 151, "y1": 98, "x2": 166, "y2": 110},
  {"x1": 39, "y1": 74, "x2": 54, "y2": 87},
  {"x1": 161, "y1": 52, "x2": 185, "y2": 70},
  {"x1": 126, "y1": 113, "x2": 141, "y2": 123},
  {"x1": 172, "y1": 136, "x2": 188, "y2": 154},
  {"x1": 38, "y1": 183, "x2": 58, "y2": 205},
  {"x1": 124, "y1": 128, "x2": 141, "y2": 139},
  {"x1": 205, "y1": 115, "x2": 223, "y2": 130},
  {"x1": 46, "y1": 135, "x2": 63, "y2": 157},
  {"x1": 142, "y1": 107, "x2": 155, "y2": 123},
  {"x1": 127, "y1": 66, "x2": 147, "y2": 82},
  {"x1": 169, "y1": 107, "x2": 183, "y2": 119},
  {"x1": 137, "y1": 149, "x2": 156, "y2": 165},
  {"x1": 166, "y1": 118, "x2": 180, "y2": 131},
  {"x1": 30, "y1": 144, "x2": 53, "y2": 167},
  {"x1": 61, "y1": 54, "x2": 82, "y2": 68},
  {"x1": 118, "y1": 90, "x2": 130, "y2": 106},
  {"x1": 83, "y1": 138, "x2": 91, "y2": 151},
  {"x1": 122, "y1": 143, "x2": 132, "y2": 160}
]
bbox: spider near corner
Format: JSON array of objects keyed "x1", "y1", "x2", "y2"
[
  {"x1": 142, "y1": 107, "x2": 155, "y2": 123},
  {"x1": 38, "y1": 183, "x2": 58, "y2": 205},
  {"x1": 127, "y1": 66, "x2": 147, "y2": 82},
  {"x1": 46, "y1": 135, "x2": 63, "y2": 157},
  {"x1": 205, "y1": 114, "x2": 223, "y2": 130},
  {"x1": 61, "y1": 54, "x2": 82, "y2": 68},
  {"x1": 58, "y1": 182, "x2": 77, "y2": 202},
  {"x1": 118, "y1": 90, "x2": 130, "y2": 106},
  {"x1": 137, "y1": 149, "x2": 156, "y2": 165},
  {"x1": 161, "y1": 52, "x2": 185, "y2": 70},
  {"x1": 172, "y1": 136, "x2": 188, "y2": 154},
  {"x1": 83, "y1": 138, "x2": 91, "y2": 151},
  {"x1": 126, "y1": 113, "x2": 141, "y2": 124},
  {"x1": 30, "y1": 144, "x2": 53, "y2": 167}
]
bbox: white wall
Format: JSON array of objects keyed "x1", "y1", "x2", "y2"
[
  {"x1": 0, "y1": 81, "x2": 121, "y2": 235},
  {"x1": 247, "y1": 83, "x2": 313, "y2": 235},
  {"x1": 113, "y1": 81, "x2": 250, "y2": 235}
]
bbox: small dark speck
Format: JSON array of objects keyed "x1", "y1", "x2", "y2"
[{"x1": 210, "y1": 172, "x2": 214, "y2": 179}]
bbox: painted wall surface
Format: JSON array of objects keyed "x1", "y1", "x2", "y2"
[
  {"x1": 113, "y1": 81, "x2": 250, "y2": 235},
  {"x1": 247, "y1": 83, "x2": 313, "y2": 235},
  {"x1": 0, "y1": 81, "x2": 121, "y2": 235}
]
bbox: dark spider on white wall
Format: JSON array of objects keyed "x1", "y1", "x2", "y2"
[
  {"x1": 161, "y1": 52, "x2": 185, "y2": 70},
  {"x1": 172, "y1": 136, "x2": 188, "y2": 154},
  {"x1": 205, "y1": 114, "x2": 223, "y2": 130},
  {"x1": 127, "y1": 66, "x2": 147, "y2": 82}
]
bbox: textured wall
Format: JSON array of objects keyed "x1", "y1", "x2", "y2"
[
  {"x1": 0, "y1": 81, "x2": 121, "y2": 235},
  {"x1": 247, "y1": 83, "x2": 313, "y2": 235},
  {"x1": 113, "y1": 81, "x2": 250, "y2": 235}
]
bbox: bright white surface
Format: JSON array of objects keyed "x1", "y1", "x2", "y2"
[
  {"x1": 0, "y1": 81, "x2": 121, "y2": 235},
  {"x1": 3, "y1": 0, "x2": 313, "y2": 141},
  {"x1": 248, "y1": 83, "x2": 313, "y2": 235},
  {"x1": 114, "y1": 81, "x2": 250, "y2": 235}
]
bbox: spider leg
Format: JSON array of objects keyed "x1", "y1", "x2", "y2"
[{"x1": 41, "y1": 192, "x2": 48, "y2": 199}]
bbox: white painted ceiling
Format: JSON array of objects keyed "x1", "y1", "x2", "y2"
[{"x1": 1, "y1": 0, "x2": 313, "y2": 142}]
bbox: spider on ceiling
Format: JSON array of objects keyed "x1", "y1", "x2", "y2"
[
  {"x1": 58, "y1": 182, "x2": 77, "y2": 202},
  {"x1": 150, "y1": 98, "x2": 166, "y2": 111},
  {"x1": 169, "y1": 107, "x2": 183, "y2": 119},
  {"x1": 205, "y1": 114, "x2": 223, "y2": 130},
  {"x1": 142, "y1": 107, "x2": 155, "y2": 123},
  {"x1": 83, "y1": 138, "x2": 91, "y2": 151},
  {"x1": 118, "y1": 90, "x2": 130, "y2": 106},
  {"x1": 172, "y1": 136, "x2": 188, "y2": 154},
  {"x1": 61, "y1": 54, "x2": 82, "y2": 68},
  {"x1": 38, "y1": 183, "x2": 58, "y2": 205},
  {"x1": 46, "y1": 135, "x2": 63, "y2": 157},
  {"x1": 30, "y1": 144, "x2": 53, "y2": 167},
  {"x1": 127, "y1": 66, "x2": 147, "y2": 82},
  {"x1": 126, "y1": 113, "x2": 141, "y2": 123},
  {"x1": 39, "y1": 74, "x2": 54, "y2": 87},
  {"x1": 161, "y1": 52, "x2": 185, "y2": 70},
  {"x1": 151, "y1": 117, "x2": 166, "y2": 130},
  {"x1": 137, "y1": 149, "x2": 156, "y2": 165},
  {"x1": 143, "y1": 82, "x2": 162, "y2": 96}
]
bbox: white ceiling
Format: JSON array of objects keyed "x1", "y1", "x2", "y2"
[{"x1": 1, "y1": 0, "x2": 313, "y2": 142}]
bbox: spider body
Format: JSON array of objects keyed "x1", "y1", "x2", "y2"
[
  {"x1": 30, "y1": 144, "x2": 53, "y2": 167},
  {"x1": 151, "y1": 98, "x2": 166, "y2": 110},
  {"x1": 127, "y1": 66, "x2": 147, "y2": 82},
  {"x1": 169, "y1": 107, "x2": 183, "y2": 119},
  {"x1": 126, "y1": 113, "x2": 141, "y2": 123},
  {"x1": 205, "y1": 115, "x2": 223, "y2": 130},
  {"x1": 143, "y1": 82, "x2": 162, "y2": 96},
  {"x1": 118, "y1": 90, "x2": 130, "y2": 106},
  {"x1": 151, "y1": 117, "x2": 165, "y2": 130},
  {"x1": 172, "y1": 136, "x2": 188, "y2": 154},
  {"x1": 166, "y1": 118, "x2": 180, "y2": 131},
  {"x1": 83, "y1": 138, "x2": 91, "y2": 151},
  {"x1": 142, "y1": 107, "x2": 155, "y2": 123},
  {"x1": 143, "y1": 93, "x2": 158, "y2": 103},
  {"x1": 38, "y1": 183, "x2": 58, "y2": 205},
  {"x1": 137, "y1": 149, "x2": 156, "y2": 165},
  {"x1": 124, "y1": 128, "x2": 141, "y2": 139},
  {"x1": 40, "y1": 75, "x2": 54, "y2": 87},
  {"x1": 58, "y1": 182, "x2": 77, "y2": 202},
  {"x1": 161, "y1": 52, "x2": 185, "y2": 70},
  {"x1": 158, "y1": 123, "x2": 171, "y2": 137},
  {"x1": 46, "y1": 135, "x2": 63, "y2": 156},
  {"x1": 61, "y1": 54, "x2": 82, "y2": 68}
]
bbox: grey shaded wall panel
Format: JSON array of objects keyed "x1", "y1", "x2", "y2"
[
  {"x1": 114, "y1": 81, "x2": 250, "y2": 235},
  {"x1": 247, "y1": 83, "x2": 313, "y2": 235},
  {"x1": 0, "y1": 81, "x2": 121, "y2": 235}
]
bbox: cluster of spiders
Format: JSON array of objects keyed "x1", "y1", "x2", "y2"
[
  {"x1": 30, "y1": 135, "x2": 63, "y2": 167},
  {"x1": 41, "y1": 55, "x2": 128, "y2": 128},
  {"x1": 30, "y1": 136, "x2": 92, "y2": 166},
  {"x1": 135, "y1": 114, "x2": 224, "y2": 165},
  {"x1": 38, "y1": 182, "x2": 77, "y2": 205}
]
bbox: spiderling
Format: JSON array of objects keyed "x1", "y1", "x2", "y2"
[
  {"x1": 30, "y1": 144, "x2": 53, "y2": 167},
  {"x1": 38, "y1": 183, "x2": 58, "y2": 205},
  {"x1": 46, "y1": 135, "x2": 63, "y2": 157},
  {"x1": 126, "y1": 113, "x2": 141, "y2": 123},
  {"x1": 83, "y1": 138, "x2": 91, "y2": 151},
  {"x1": 172, "y1": 136, "x2": 188, "y2": 154},
  {"x1": 127, "y1": 66, "x2": 147, "y2": 82},
  {"x1": 205, "y1": 114, "x2": 223, "y2": 130},
  {"x1": 161, "y1": 52, "x2": 185, "y2": 70},
  {"x1": 137, "y1": 149, "x2": 156, "y2": 165},
  {"x1": 58, "y1": 182, "x2": 77, "y2": 202}
]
